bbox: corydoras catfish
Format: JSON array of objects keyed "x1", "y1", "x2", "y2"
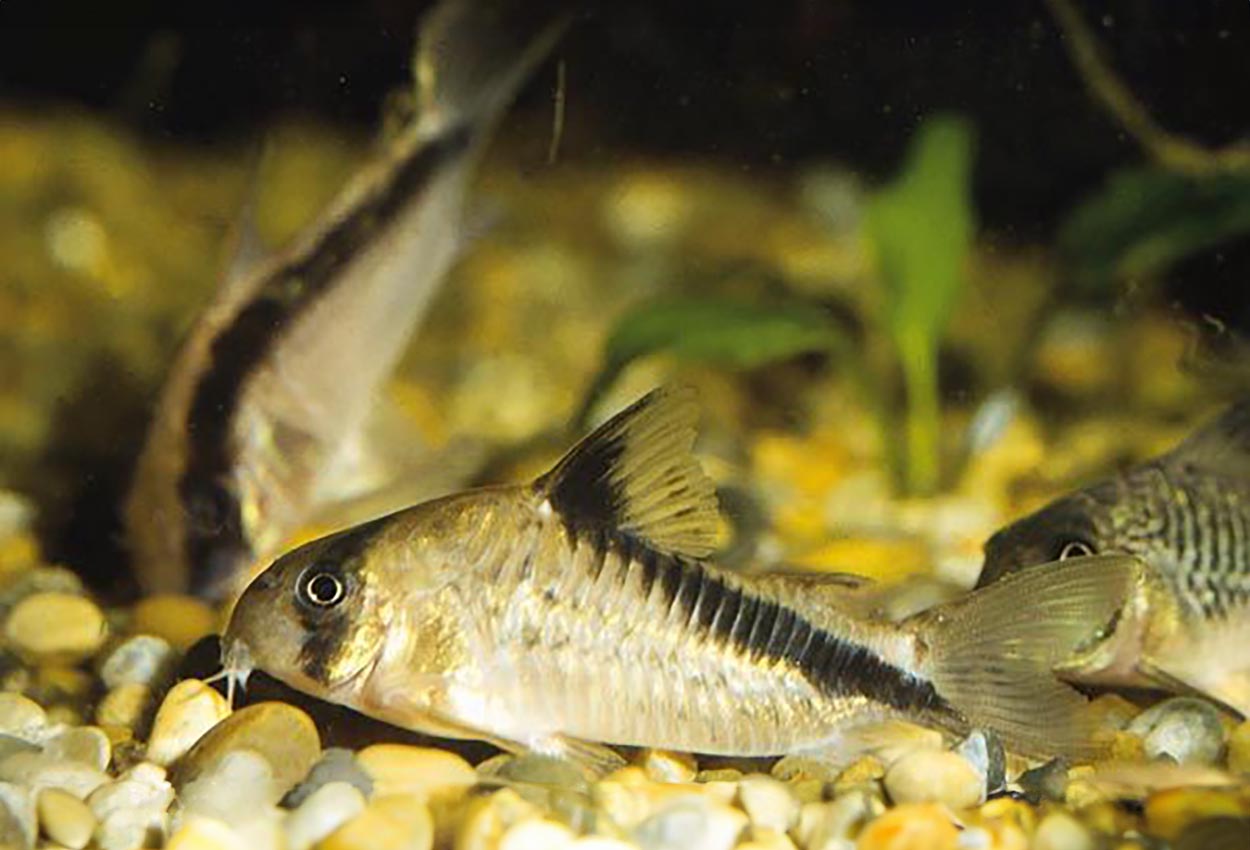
[
  {"x1": 223, "y1": 387, "x2": 1142, "y2": 766},
  {"x1": 125, "y1": 0, "x2": 565, "y2": 601},
  {"x1": 979, "y1": 400, "x2": 1250, "y2": 711}
]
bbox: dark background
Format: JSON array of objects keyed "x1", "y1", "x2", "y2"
[{"x1": 1, "y1": 0, "x2": 1249, "y2": 316}]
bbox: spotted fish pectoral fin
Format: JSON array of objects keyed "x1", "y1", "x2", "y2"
[
  {"x1": 536, "y1": 386, "x2": 721, "y2": 559},
  {"x1": 914, "y1": 554, "x2": 1144, "y2": 760},
  {"x1": 1165, "y1": 398, "x2": 1250, "y2": 476}
]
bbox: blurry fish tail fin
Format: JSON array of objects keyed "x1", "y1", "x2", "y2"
[
  {"x1": 414, "y1": 0, "x2": 573, "y2": 139},
  {"x1": 913, "y1": 554, "x2": 1143, "y2": 760},
  {"x1": 1166, "y1": 397, "x2": 1250, "y2": 474}
]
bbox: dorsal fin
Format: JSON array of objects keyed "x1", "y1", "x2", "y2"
[
  {"x1": 537, "y1": 386, "x2": 720, "y2": 559},
  {"x1": 1165, "y1": 399, "x2": 1250, "y2": 476}
]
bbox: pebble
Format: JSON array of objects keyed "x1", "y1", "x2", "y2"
[
  {"x1": 95, "y1": 805, "x2": 167, "y2": 850},
  {"x1": 42, "y1": 725, "x2": 111, "y2": 772},
  {"x1": 0, "y1": 694, "x2": 46, "y2": 742},
  {"x1": 1016, "y1": 758, "x2": 1068, "y2": 803},
  {"x1": 955, "y1": 729, "x2": 1004, "y2": 797},
  {"x1": 855, "y1": 803, "x2": 958, "y2": 850},
  {"x1": 498, "y1": 817, "x2": 577, "y2": 850},
  {"x1": 3, "y1": 592, "x2": 106, "y2": 664},
  {"x1": 0, "y1": 752, "x2": 108, "y2": 799},
  {"x1": 884, "y1": 750, "x2": 983, "y2": 809},
  {"x1": 1229, "y1": 720, "x2": 1250, "y2": 774},
  {"x1": 640, "y1": 750, "x2": 697, "y2": 784},
  {"x1": 179, "y1": 749, "x2": 280, "y2": 821},
  {"x1": 1127, "y1": 697, "x2": 1227, "y2": 765},
  {"x1": 736, "y1": 774, "x2": 798, "y2": 834},
  {"x1": 1144, "y1": 787, "x2": 1249, "y2": 840},
  {"x1": 356, "y1": 745, "x2": 476, "y2": 805},
  {"x1": 0, "y1": 568, "x2": 84, "y2": 614},
  {"x1": 283, "y1": 748, "x2": 372, "y2": 807},
  {"x1": 145, "y1": 680, "x2": 231, "y2": 767},
  {"x1": 95, "y1": 682, "x2": 152, "y2": 731},
  {"x1": 99, "y1": 635, "x2": 175, "y2": 690},
  {"x1": 36, "y1": 787, "x2": 95, "y2": 849},
  {"x1": 793, "y1": 791, "x2": 882, "y2": 850},
  {"x1": 131, "y1": 595, "x2": 218, "y2": 652},
  {"x1": 319, "y1": 794, "x2": 434, "y2": 850},
  {"x1": 632, "y1": 797, "x2": 747, "y2": 850},
  {"x1": 172, "y1": 702, "x2": 320, "y2": 796},
  {"x1": 164, "y1": 814, "x2": 245, "y2": 850},
  {"x1": 0, "y1": 781, "x2": 35, "y2": 850},
  {"x1": 493, "y1": 753, "x2": 590, "y2": 791},
  {"x1": 1032, "y1": 810, "x2": 1095, "y2": 850},
  {"x1": 456, "y1": 788, "x2": 541, "y2": 850},
  {"x1": 0, "y1": 735, "x2": 37, "y2": 764},
  {"x1": 569, "y1": 839, "x2": 638, "y2": 850},
  {"x1": 87, "y1": 762, "x2": 174, "y2": 822},
  {"x1": 283, "y1": 781, "x2": 366, "y2": 850}
]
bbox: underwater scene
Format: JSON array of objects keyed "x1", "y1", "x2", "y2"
[{"x1": 3, "y1": 0, "x2": 1250, "y2": 848}]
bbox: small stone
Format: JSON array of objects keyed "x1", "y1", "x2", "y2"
[
  {"x1": 283, "y1": 748, "x2": 372, "y2": 808},
  {"x1": 95, "y1": 806, "x2": 167, "y2": 850},
  {"x1": 4, "y1": 592, "x2": 106, "y2": 664},
  {"x1": 131, "y1": 595, "x2": 218, "y2": 652},
  {"x1": 0, "y1": 781, "x2": 36, "y2": 850},
  {"x1": 283, "y1": 781, "x2": 366, "y2": 850},
  {"x1": 99, "y1": 635, "x2": 176, "y2": 690},
  {"x1": 165, "y1": 814, "x2": 246, "y2": 850},
  {"x1": 36, "y1": 787, "x2": 95, "y2": 849},
  {"x1": 87, "y1": 763, "x2": 174, "y2": 849},
  {"x1": 856, "y1": 803, "x2": 958, "y2": 850},
  {"x1": 1128, "y1": 697, "x2": 1227, "y2": 765},
  {"x1": 832, "y1": 755, "x2": 885, "y2": 796},
  {"x1": 955, "y1": 729, "x2": 1005, "y2": 796},
  {"x1": 0, "y1": 735, "x2": 38, "y2": 764},
  {"x1": 457, "y1": 788, "x2": 542, "y2": 850},
  {"x1": 95, "y1": 682, "x2": 153, "y2": 730},
  {"x1": 494, "y1": 754, "x2": 589, "y2": 791},
  {"x1": 146, "y1": 680, "x2": 230, "y2": 767},
  {"x1": 0, "y1": 695, "x2": 46, "y2": 742},
  {"x1": 884, "y1": 750, "x2": 982, "y2": 809},
  {"x1": 794, "y1": 791, "x2": 882, "y2": 850},
  {"x1": 1144, "y1": 787, "x2": 1249, "y2": 840},
  {"x1": 0, "y1": 568, "x2": 84, "y2": 615},
  {"x1": 498, "y1": 817, "x2": 576, "y2": 850},
  {"x1": 640, "y1": 750, "x2": 697, "y2": 784},
  {"x1": 1229, "y1": 720, "x2": 1250, "y2": 774},
  {"x1": 319, "y1": 794, "x2": 433, "y2": 850},
  {"x1": 1016, "y1": 757, "x2": 1068, "y2": 803},
  {"x1": 1032, "y1": 811, "x2": 1095, "y2": 850},
  {"x1": 42, "y1": 726, "x2": 111, "y2": 772},
  {"x1": 736, "y1": 774, "x2": 798, "y2": 834},
  {"x1": 1109, "y1": 730, "x2": 1146, "y2": 761},
  {"x1": 179, "y1": 749, "x2": 280, "y2": 821},
  {"x1": 632, "y1": 797, "x2": 747, "y2": 850},
  {"x1": 0, "y1": 752, "x2": 108, "y2": 799},
  {"x1": 172, "y1": 702, "x2": 320, "y2": 797},
  {"x1": 356, "y1": 745, "x2": 476, "y2": 805}
]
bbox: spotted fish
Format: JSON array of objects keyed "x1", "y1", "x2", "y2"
[
  {"x1": 125, "y1": 0, "x2": 565, "y2": 600},
  {"x1": 979, "y1": 400, "x2": 1250, "y2": 711},
  {"x1": 222, "y1": 387, "x2": 1142, "y2": 765}
]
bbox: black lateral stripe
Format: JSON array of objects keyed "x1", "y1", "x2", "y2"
[
  {"x1": 601, "y1": 531, "x2": 951, "y2": 714},
  {"x1": 178, "y1": 126, "x2": 474, "y2": 594}
]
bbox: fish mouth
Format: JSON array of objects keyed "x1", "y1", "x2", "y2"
[{"x1": 214, "y1": 636, "x2": 256, "y2": 708}]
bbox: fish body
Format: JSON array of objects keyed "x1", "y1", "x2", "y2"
[
  {"x1": 979, "y1": 400, "x2": 1250, "y2": 709},
  {"x1": 225, "y1": 387, "x2": 1141, "y2": 763},
  {"x1": 125, "y1": 0, "x2": 563, "y2": 600}
]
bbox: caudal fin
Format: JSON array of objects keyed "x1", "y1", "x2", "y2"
[{"x1": 914, "y1": 554, "x2": 1143, "y2": 760}]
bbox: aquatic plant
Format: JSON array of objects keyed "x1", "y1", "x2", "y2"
[{"x1": 863, "y1": 115, "x2": 975, "y2": 496}]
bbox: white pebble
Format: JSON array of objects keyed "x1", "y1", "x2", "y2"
[
  {"x1": 178, "y1": 750, "x2": 280, "y2": 822},
  {"x1": 884, "y1": 750, "x2": 983, "y2": 808},
  {"x1": 0, "y1": 752, "x2": 108, "y2": 799},
  {"x1": 1127, "y1": 697, "x2": 1226, "y2": 765},
  {"x1": 0, "y1": 780, "x2": 36, "y2": 850},
  {"x1": 1033, "y1": 811, "x2": 1096, "y2": 850},
  {"x1": 283, "y1": 781, "x2": 366, "y2": 850},
  {"x1": 633, "y1": 797, "x2": 747, "y2": 850},
  {"x1": 499, "y1": 817, "x2": 577, "y2": 850},
  {"x1": 87, "y1": 763, "x2": 174, "y2": 822},
  {"x1": 737, "y1": 774, "x2": 799, "y2": 833},
  {"x1": 100, "y1": 635, "x2": 175, "y2": 690},
  {"x1": 0, "y1": 695, "x2": 46, "y2": 742},
  {"x1": 146, "y1": 680, "x2": 230, "y2": 767},
  {"x1": 41, "y1": 726, "x2": 111, "y2": 772}
]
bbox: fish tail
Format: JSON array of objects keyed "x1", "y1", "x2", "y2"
[
  {"x1": 414, "y1": 0, "x2": 571, "y2": 138},
  {"x1": 912, "y1": 554, "x2": 1143, "y2": 760}
]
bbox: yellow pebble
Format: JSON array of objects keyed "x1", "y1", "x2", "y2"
[
  {"x1": 855, "y1": 803, "x2": 958, "y2": 850},
  {"x1": 1109, "y1": 730, "x2": 1145, "y2": 761},
  {"x1": 95, "y1": 683, "x2": 152, "y2": 730},
  {"x1": 356, "y1": 744, "x2": 477, "y2": 805},
  {"x1": 172, "y1": 702, "x2": 319, "y2": 795},
  {"x1": 166, "y1": 815, "x2": 247, "y2": 850},
  {"x1": 1228, "y1": 720, "x2": 1250, "y2": 774},
  {"x1": 5, "y1": 592, "x2": 106, "y2": 664},
  {"x1": 131, "y1": 594, "x2": 219, "y2": 651},
  {"x1": 1144, "y1": 787, "x2": 1248, "y2": 840},
  {"x1": 146, "y1": 679, "x2": 231, "y2": 767},
  {"x1": 318, "y1": 794, "x2": 433, "y2": 850}
]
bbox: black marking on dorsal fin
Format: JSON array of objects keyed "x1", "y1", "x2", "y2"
[
  {"x1": 538, "y1": 387, "x2": 720, "y2": 559},
  {"x1": 1167, "y1": 399, "x2": 1250, "y2": 477},
  {"x1": 601, "y1": 531, "x2": 950, "y2": 715}
]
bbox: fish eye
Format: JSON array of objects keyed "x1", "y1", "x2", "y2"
[
  {"x1": 299, "y1": 570, "x2": 346, "y2": 608},
  {"x1": 1056, "y1": 540, "x2": 1095, "y2": 561}
]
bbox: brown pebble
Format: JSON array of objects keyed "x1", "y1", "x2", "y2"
[{"x1": 172, "y1": 702, "x2": 320, "y2": 796}]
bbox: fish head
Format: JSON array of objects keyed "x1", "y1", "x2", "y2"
[
  {"x1": 223, "y1": 518, "x2": 394, "y2": 700},
  {"x1": 978, "y1": 492, "x2": 1108, "y2": 588}
]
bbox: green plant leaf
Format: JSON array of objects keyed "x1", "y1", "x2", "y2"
[
  {"x1": 862, "y1": 114, "x2": 976, "y2": 495},
  {"x1": 1059, "y1": 167, "x2": 1250, "y2": 290},
  {"x1": 577, "y1": 296, "x2": 847, "y2": 428}
]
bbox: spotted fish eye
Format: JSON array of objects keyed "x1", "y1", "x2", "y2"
[
  {"x1": 1056, "y1": 540, "x2": 1095, "y2": 561},
  {"x1": 298, "y1": 569, "x2": 346, "y2": 608}
]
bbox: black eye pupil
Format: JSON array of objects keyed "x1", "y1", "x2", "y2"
[{"x1": 305, "y1": 572, "x2": 344, "y2": 606}]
